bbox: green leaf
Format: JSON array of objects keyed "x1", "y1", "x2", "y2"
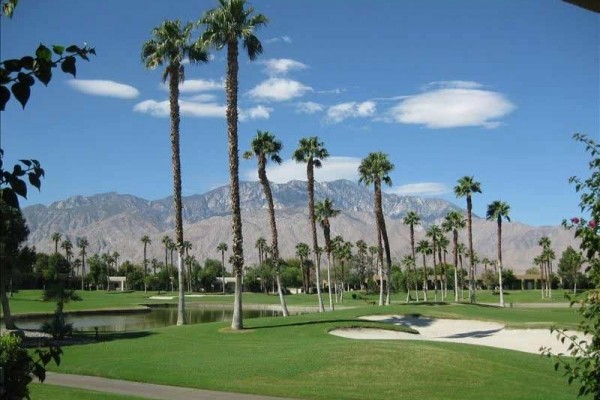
[
  {"x1": 0, "y1": 188, "x2": 19, "y2": 209},
  {"x1": 34, "y1": 60, "x2": 52, "y2": 86},
  {"x1": 0, "y1": 85, "x2": 10, "y2": 111},
  {"x1": 61, "y1": 56, "x2": 76, "y2": 77},
  {"x1": 20, "y1": 159, "x2": 32, "y2": 167},
  {"x1": 11, "y1": 81, "x2": 30, "y2": 108},
  {"x1": 35, "y1": 44, "x2": 52, "y2": 61},
  {"x1": 20, "y1": 56, "x2": 34, "y2": 70},
  {"x1": 3, "y1": 59, "x2": 22, "y2": 72},
  {"x1": 0, "y1": 68, "x2": 9, "y2": 84},
  {"x1": 65, "y1": 45, "x2": 80, "y2": 53},
  {"x1": 17, "y1": 72, "x2": 35, "y2": 86},
  {"x1": 28, "y1": 172, "x2": 41, "y2": 190},
  {"x1": 52, "y1": 45, "x2": 65, "y2": 56},
  {"x1": 10, "y1": 176, "x2": 27, "y2": 198}
]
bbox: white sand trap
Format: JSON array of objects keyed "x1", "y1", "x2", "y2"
[
  {"x1": 329, "y1": 315, "x2": 589, "y2": 355},
  {"x1": 148, "y1": 296, "x2": 174, "y2": 300}
]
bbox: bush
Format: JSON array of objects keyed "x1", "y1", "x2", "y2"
[{"x1": 40, "y1": 312, "x2": 73, "y2": 340}]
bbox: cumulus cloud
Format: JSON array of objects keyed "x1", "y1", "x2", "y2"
[
  {"x1": 67, "y1": 80, "x2": 140, "y2": 99},
  {"x1": 261, "y1": 58, "x2": 307, "y2": 76},
  {"x1": 296, "y1": 101, "x2": 323, "y2": 114},
  {"x1": 423, "y1": 80, "x2": 483, "y2": 90},
  {"x1": 317, "y1": 88, "x2": 346, "y2": 94},
  {"x1": 239, "y1": 105, "x2": 272, "y2": 121},
  {"x1": 160, "y1": 79, "x2": 224, "y2": 93},
  {"x1": 388, "y1": 82, "x2": 515, "y2": 129},
  {"x1": 248, "y1": 78, "x2": 312, "y2": 102},
  {"x1": 185, "y1": 94, "x2": 217, "y2": 102},
  {"x1": 265, "y1": 36, "x2": 292, "y2": 44},
  {"x1": 243, "y1": 156, "x2": 360, "y2": 183},
  {"x1": 326, "y1": 101, "x2": 376, "y2": 123},
  {"x1": 386, "y1": 183, "x2": 450, "y2": 196}
]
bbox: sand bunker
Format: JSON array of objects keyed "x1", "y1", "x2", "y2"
[{"x1": 330, "y1": 315, "x2": 587, "y2": 354}]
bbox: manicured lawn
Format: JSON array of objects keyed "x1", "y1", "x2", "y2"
[
  {"x1": 7, "y1": 289, "x2": 572, "y2": 317},
  {"x1": 29, "y1": 383, "x2": 147, "y2": 400},
  {"x1": 42, "y1": 304, "x2": 585, "y2": 400}
]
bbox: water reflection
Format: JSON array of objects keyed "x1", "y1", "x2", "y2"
[{"x1": 15, "y1": 307, "x2": 283, "y2": 332}]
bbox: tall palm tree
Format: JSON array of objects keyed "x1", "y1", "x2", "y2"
[
  {"x1": 437, "y1": 235, "x2": 450, "y2": 299},
  {"x1": 217, "y1": 242, "x2": 228, "y2": 294},
  {"x1": 161, "y1": 236, "x2": 171, "y2": 278},
  {"x1": 481, "y1": 257, "x2": 490, "y2": 272},
  {"x1": 336, "y1": 240, "x2": 353, "y2": 301},
  {"x1": 141, "y1": 235, "x2": 151, "y2": 292},
  {"x1": 77, "y1": 237, "x2": 89, "y2": 290},
  {"x1": 442, "y1": 211, "x2": 466, "y2": 302},
  {"x1": 454, "y1": 176, "x2": 482, "y2": 304},
  {"x1": 243, "y1": 130, "x2": 289, "y2": 316},
  {"x1": 151, "y1": 258, "x2": 159, "y2": 276},
  {"x1": 315, "y1": 197, "x2": 340, "y2": 311},
  {"x1": 182, "y1": 240, "x2": 193, "y2": 292},
  {"x1": 143, "y1": 19, "x2": 209, "y2": 326},
  {"x1": 457, "y1": 243, "x2": 468, "y2": 299},
  {"x1": 292, "y1": 136, "x2": 329, "y2": 313},
  {"x1": 295, "y1": 242, "x2": 310, "y2": 293},
  {"x1": 61, "y1": 238, "x2": 73, "y2": 264},
  {"x1": 200, "y1": 0, "x2": 268, "y2": 331},
  {"x1": 426, "y1": 225, "x2": 442, "y2": 301},
  {"x1": 416, "y1": 239, "x2": 432, "y2": 301},
  {"x1": 255, "y1": 237, "x2": 267, "y2": 265},
  {"x1": 355, "y1": 240, "x2": 368, "y2": 290},
  {"x1": 358, "y1": 152, "x2": 394, "y2": 305},
  {"x1": 487, "y1": 200, "x2": 511, "y2": 307},
  {"x1": 51, "y1": 232, "x2": 61, "y2": 254},
  {"x1": 403, "y1": 211, "x2": 421, "y2": 300}
]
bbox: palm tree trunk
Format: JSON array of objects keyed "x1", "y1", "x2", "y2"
[
  {"x1": 377, "y1": 225, "x2": 384, "y2": 306},
  {"x1": 307, "y1": 161, "x2": 325, "y2": 312},
  {"x1": 467, "y1": 195, "x2": 476, "y2": 304},
  {"x1": 0, "y1": 276, "x2": 17, "y2": 331},
  {"x1": 432, "y1": 240, "x2": 438, "y2": 302},
  {"x1": 143, "y1": 245, "x2": 147, "y2": 293},
  {"x1": 497, "y1": 220, "x2": 504, "y2": 307},
  {"x1": 422, "y1": 254, "x2": 428, "y2": 301},
  {"x1": 259, "y1": 159, "x2": 288, "y2": 317},
  {"x1": 222, "y1": 251, "x2": 226, "y2": 294},
  {"x1": 374, "y1": 180, "x2": 392, "y2": 305},
  {"x1": 453, "y1": 230, "x2": 459, "y2": 302},
  {"x1": 326, "y1": 250, "x2": 334, "y2": 310}
]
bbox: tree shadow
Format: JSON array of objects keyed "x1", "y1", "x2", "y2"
[
  {"x1": 249, "y1": 319, "x2": 384, "y2": 330},
  {"x1": 442, "y1": 328, "x2": 503, "y2": 339}
]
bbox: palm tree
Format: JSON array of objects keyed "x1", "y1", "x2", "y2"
[
  {"x1": 315, "y1": 198, "x2": 340, "y2": 311},
  {"x1": 416, "y1": 240, "x2": 432, "y2": 301},
  {"x1": 457, "y1": 243, "x2": 468, "y2": 299},
  {"x1": 77, "y1": 237, "x2": 89, "y2": 290},
  {"x1": 151, "y1": 258, "x2": 159, "y2": 276},
  {"x1": 442, "y1": 211, "x2": 466, "y2": 302},
  {"x1": 243, "y1": 130, "x2": 289, "y2": 316},
  {"x1": 143, "y1": 19, "x2": 209, "y2": 326},
  {"x1": 355, "y1": 240, "x2": 368, "y2": 290},
  {"x1": 141, "y1": 235, "x2": 151, "y2": 292},
  {"x1": 403, "y1": 211, "x2": 421, "y2": 300},
  {"x1": 336, "y1": 240, "x2": 353, "y2": 301},
  {"x1": 437, "y1": 233, "x2": 450, "y2": 299},
  {"x1": 538, "y1": 237, "x2": 555, "y2": 299},
  {"x1": 168, "y1": 240, "x2": 176, "y2": 289},
  {"x1": 255, "y1": 237, "x2": 267, "y2": 265},
  {"x1": 217, "y1": 242, "x2": 228, "y2": 294},
  {"x1": 481, "y1": 257, "x2": 490, "y2": 272},
  {"x1": 292, "y1": 136, "x2": 329, "y2": 313},
  {"x1": 161, "y1": 236, "x2": 172, "y2": 283},
  {"x1": 454, "y1": 176, "x2": 482, "y2": 304},
  {"x1": 51, "y1": 232, "x2": 61, "y2": 254},
  {"x1": 295, "y1": 242, "x2": 310, "y2": 293},
  {"x1": 61, "y1": 238, "x2": 73, "y2": 264},
  {"x1": 486, "y1": 200, "x2": 511, "y2": 307},
  {"x1": 200, "y1": 0, "x2": 268, "y2": 331},
  {"x1": 182, "y1": 240, "x2": 193, "y2": 292},
  {"x1": 426, "y1": 225, "x2": 442, "y2": 301},
  {"x1": 358, "y1": 152, "x2": 394, "y2": 305}
]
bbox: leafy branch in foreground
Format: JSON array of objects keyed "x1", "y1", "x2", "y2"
[{"x1": 541, "y1": 133, "x2": 600, "y2": 399}]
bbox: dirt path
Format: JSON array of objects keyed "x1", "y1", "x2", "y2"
[{"x1": 45, "y1": 372, "x2": 292, "y2": 400}]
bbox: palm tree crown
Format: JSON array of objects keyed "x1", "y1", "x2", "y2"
[
  {"x1": 292, "y1": 137, "x2": 329, "y2": 168},
  {"x1": 486, "y1": 201, "x2": 511, "y2": 225},
  {"x1": 243, "y1": 130, "x2": 283, "y2": 166},
  {"x1": 358, "y1": 152, "x2": 394, "y2": 187}
]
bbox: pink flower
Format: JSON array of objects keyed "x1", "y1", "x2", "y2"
[
  {"x1": 571, "y1": 217, "x2": 580, "y2": 224},
  {"x1": 588, "y1": 220, "x2": 597, "y2": 229}
]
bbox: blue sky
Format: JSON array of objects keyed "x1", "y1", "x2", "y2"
[{"x1": 1, "y1": 0, "x2": 598, "y2": 226}]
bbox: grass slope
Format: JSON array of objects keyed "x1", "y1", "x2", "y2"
[
  {"x1": 29, "y1": 383, "x2": 147, "y2": 400},
  {"x1": 44, "y1": 304, "x2": 584, "y2": 400}
]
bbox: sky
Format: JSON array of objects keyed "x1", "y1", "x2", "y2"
[{"x1": 1, "y1": 0, "x2": 598, "y2": 227}]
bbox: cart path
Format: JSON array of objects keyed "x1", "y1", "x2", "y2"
[{"x1": 45, "y1": 372, "x2": 293, "y2": 400}]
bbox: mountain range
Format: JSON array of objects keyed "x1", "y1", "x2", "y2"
[{"x1": 21, "y1": 180, "x2": 578, "y2": 274}]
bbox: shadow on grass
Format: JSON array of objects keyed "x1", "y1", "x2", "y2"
[{"x1": 249, "y1": 319, "x2": 387, "y2": 330}]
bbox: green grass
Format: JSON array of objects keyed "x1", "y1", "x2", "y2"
[
  {"x1": 42, "y1": 304, "x2": 585, "y2": 400},
  {"x1": 7, "y1": 289, "x2": 573, "y2": 317},
  {"x1": 29, "y1": 383, "x2": 147, "y2": 400}
]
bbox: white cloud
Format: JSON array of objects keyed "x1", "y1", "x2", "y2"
[
  {"x1": 423, "y1": 80, "x2": 483, "y2": 90},
  {"x1": 185, "y1": 94, "x2": 217, "y2": 102},
  {"x1": 261, "y1": 58, "x2": 307, "y2": 76},
  {"x1": 248, "y1": 78, "x2": 312, "y2": 102},
  {"x1": 239, "y1": 105, "x2": 272, "y2": 121},
  {"x1": 265, "y1": 36, "x2": 292, "y2": 44},
  {"x1": 134, "y1": 99, "x2": 270, "y2": 121},
  {"x1": 296, "y1": 101, "x2": 323, "y2": 114},
  {"x1": 317, "y1": 88, "x2": 345, "y2": 94},
  {"x1": 386, "y1": 183, "x2": 450, "y2": 196},
  {"x1": 67, "y1": 80, "x2": 139, "y2": 99},
  {"x1": 243, "y1": 156, "x2": 360, "y2": 183},
  {"x1": 388, "y1": 83, "x2": 515, "y2": 129},
  {"x1": 326, "y1": 101, "x2": 376, "y2": 123},
  {"x1": 160, "y1": 79, "x2": 224, "y2": 93}
]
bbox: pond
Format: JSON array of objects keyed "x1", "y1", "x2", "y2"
[{"x1": 14, "y1": 305, "x2": 291, "y2": 332}]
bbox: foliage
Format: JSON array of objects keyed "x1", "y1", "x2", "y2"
[
  {"x1": 481, "y1": 269, "x2": 498, "y2": 290},
  {"x1": 280, "y1": 259, "x2": 302, "y2": 288},
  {"x1": 543, "y1": 134, "x2": 600, "y2": 398},
  {"x1": 558, "y1": 246, "x2": 584, "y2": 289},
  {"x1": 0, "y1": 333, "x2": 62, "y2": 400}
]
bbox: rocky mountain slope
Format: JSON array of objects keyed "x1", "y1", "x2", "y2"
[{"x1": 22, "y1": 180, "x2": 577, "y2": 273}]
